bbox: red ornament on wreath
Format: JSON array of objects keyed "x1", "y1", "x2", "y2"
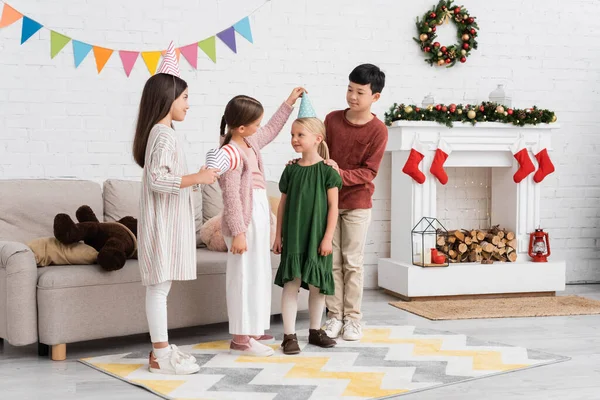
[{"x1": 413, "y1": 0, "x2": 479, "y2": 68}]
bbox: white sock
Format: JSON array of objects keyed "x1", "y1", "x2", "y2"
[
  {"x1": 282, "y1": 278, "x2": 301, "y2": 334},
  {"x1": 153, "y1": 345, "x2": 171, "y2": 359}
]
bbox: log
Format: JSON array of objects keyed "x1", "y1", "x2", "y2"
[
  {"x1": 491, "y1": 236, "x2": 501, "y2": 246},
  {"x1": 497, "y1": 240, "x2": 506, "y2": 248},
  {"x1": 507, "y1": 239, "x2": 518, "y2": 249},
  {"x1": 449, "y1": 250, "x2": 457, "y2": 259},
  {"x1": 464, "y1": 236, "x2": 473, "y2": 245},
  {"x1": 458, "y1": 243, "x2": 468, "y2": 254},
  {"x1": 507, "y1": 250, "x2": 518, "y2": 262},
  {"x1": 497, "y1": 230, "x2": 505, "y2": 239},
  {"x1": 454, "y1": 230, "x2": 465, "y2": 242},
  {"x1": 506, "y1": 231, "x2": 515, "y2": 240},
  {"x1": 448, "y1": 236, "x2": 456, "y2": 244},
  {"x1": 480, "y1": 241, "x2": 495, "y2": 253},
  {"x1": 476, "y1": 231, "x2": 486, "y2": 241},
  {"x1": 437, "y1": 236, "x2": 446, "y2": 246}
]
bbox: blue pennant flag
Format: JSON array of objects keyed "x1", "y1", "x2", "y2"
[
  {"x1": 233, "y1": 17, "x2": 253, "y2": 44},
  {"x1": 72, "y1": 40, "x2": 92, "y2": 68},
  {"x1": 21, "y1": 17, "x2": 43, "y2": 45}
]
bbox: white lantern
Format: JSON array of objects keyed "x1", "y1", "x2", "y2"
[{"x1": 489, "y1": 84, "x2": 512, "y2": 107}]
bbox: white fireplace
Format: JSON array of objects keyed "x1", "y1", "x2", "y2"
[{"x1": 378, "y1": 121, "x2": 566, "y2": 300}]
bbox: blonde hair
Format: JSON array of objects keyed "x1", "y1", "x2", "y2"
[{"x1": 293, "y1": 117, "x2": 329, "y2": 159}]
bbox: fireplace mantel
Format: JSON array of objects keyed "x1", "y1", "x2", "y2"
[{"x1": 378, "y1": 121, "x2": 566, "y2": 300}]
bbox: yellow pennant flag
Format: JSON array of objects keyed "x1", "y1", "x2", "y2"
[{"x1": 142, "y1": 51, "x2": 161, "y2": 75}]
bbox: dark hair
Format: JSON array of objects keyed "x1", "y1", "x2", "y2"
[
  {"x1": 132, "y1": 73, "x2": 188, "y2": 168},
  {"x1": 220, "y1": 95, "x2": 264, "y2": 147},
  {"x1": 349, "y1": 63, "x2": 385, "y2": 94}
]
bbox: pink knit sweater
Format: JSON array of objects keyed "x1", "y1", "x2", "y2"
[{"x1": 219, "y1": 102, "x2": 293, "y2": 237}]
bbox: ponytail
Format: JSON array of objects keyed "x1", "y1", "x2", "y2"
[
  {"x1": 318, "y1": 141, "x2": 330, "y2": 159},
  {"x1": 219, "y1": 115, "x2": 232, "y2": 147}
]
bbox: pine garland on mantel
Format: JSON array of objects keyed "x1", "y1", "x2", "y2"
[{"x1": 384, "y1": 102, "x2": 557, "y2": 128}]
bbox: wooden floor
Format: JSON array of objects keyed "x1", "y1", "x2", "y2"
[{"x1": 2, "y1": 285, "x2": 600, "y2": 399}]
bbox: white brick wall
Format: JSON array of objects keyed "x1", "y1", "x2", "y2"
[{"x1": 1, "y1": 0, "x2": 599, "y2": 284}]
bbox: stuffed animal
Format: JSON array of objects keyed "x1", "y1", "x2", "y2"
[
  {"x1": 53, "y1": 205, "x2": 138, "y2": 271},
  {"x1": 200, "y1": 212, "x2": 277, "y2": 252}
]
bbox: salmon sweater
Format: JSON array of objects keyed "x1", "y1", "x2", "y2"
[{"x1": 219, "y1": 102, "x2": 293, "y2": 237}]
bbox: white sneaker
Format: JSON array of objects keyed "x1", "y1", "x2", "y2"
[
  {"x1": 342, "y1": 320, "x2": 363, "y2": 341},
  {"x1": 323, "y1": 318, "x2": 344, "y2": 339},
  {"x1": 170, "y1": 344, "x2": 197, "y2": 365},
  {"x1": 149, "y1": 346, "x2": 200, "y2": 375},
  {"x1": 230, "y1": 338, "x2": 275, "y2": 357}
]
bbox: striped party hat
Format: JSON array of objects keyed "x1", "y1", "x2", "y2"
[
  {"x1": 157, "y1": 41, "x2": 180, "y2": 77},
  {"x1": 205, "y1": 144, "x2": 242, "y2": 175}
]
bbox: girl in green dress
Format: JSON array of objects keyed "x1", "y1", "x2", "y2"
[{"x1": 273, "y1": 117, "x2": 342, "y2": 354}]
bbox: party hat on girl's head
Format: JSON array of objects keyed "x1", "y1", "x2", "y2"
[
  {"x1": 157, "y1": 41, "x2": 180, "y2": 77},
  {"x1": 298, "y1": 93, "x2": 317, "y2": 118}
]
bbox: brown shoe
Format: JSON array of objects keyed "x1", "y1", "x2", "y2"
[
  {"x1": 281, "y1": 333, "x2": 301, "y2": 355},
  {"x1": 309, "y1": 329, "x2": 337, "y2": 348}
]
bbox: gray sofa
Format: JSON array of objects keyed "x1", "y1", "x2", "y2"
[{"x1": 0, "y1": 179, "x2": 307, "y2": 360}]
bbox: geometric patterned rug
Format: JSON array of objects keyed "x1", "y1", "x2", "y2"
[{"x1": 79, "y1": 325, "x2": 568, "y2": 399}]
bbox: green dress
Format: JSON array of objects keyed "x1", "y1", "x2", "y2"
[{"x1": 274, "y1": 161, "x2": 343, "y2": 295}]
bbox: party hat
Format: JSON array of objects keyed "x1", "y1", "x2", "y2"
[
  {"x1": 205, "y1": 144, "x2": 241, "y2": 175},
  {"x1": 157, "y1": 41, "x2": 180, "y2": 77},
  {"x1": 297, "y1": 93, "x2": 317, "y2": 118}
]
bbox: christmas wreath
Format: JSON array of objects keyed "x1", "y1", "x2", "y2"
[
  {"x1": 414, "y1": 0, "x2": 479, "y2": 67},
  {"x1": 384, "y1": 102, "x2": 557, "y2": 128}
]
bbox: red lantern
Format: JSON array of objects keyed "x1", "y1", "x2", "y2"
[{"x1": 528, "y1": 228, "x2": 551, "y2": 262}]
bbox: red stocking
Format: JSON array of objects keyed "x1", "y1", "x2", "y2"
[
  {"x1": 510, "y1": 138, "x2": 535, "y2": 183},
  {"x1": 402, "y1": 139, "x2": 427, "y2": 184},
  {"x1": 430, "y1": 139, "x2": 452, "y2": 185},
  {"x1": 532, "y1": 144, "x2": 555, "y2": 183}
]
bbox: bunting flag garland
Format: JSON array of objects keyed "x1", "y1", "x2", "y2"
[{"x1": 0, "y1": 1, "x2": 264, "y2": 77}]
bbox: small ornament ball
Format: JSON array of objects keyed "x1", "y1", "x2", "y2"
[
  {"x1": 467, "y1": 110, "x2": 476, "y2": 119},
  {"x1": 496, "y1": 105, "x2": 505, "y2": 114},
  {"x1": 420, "y1": 34, "x2": 428, "y2": 41}
]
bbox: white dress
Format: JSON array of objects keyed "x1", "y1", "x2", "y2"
[{"x1": 138, "y1": 124, "x2": 196, "y2": 286}]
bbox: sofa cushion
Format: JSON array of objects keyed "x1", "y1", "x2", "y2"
[
  {"x1": 0, "y1": 179, "x2": 103, "y2": 244},
  {"x1": 201, "y1": 182, "x2": 223, "y2": 224},
  {"x1": 103, "y1": 179, "x2": 203, "y2": 246},
  {"x1": 37, "y1": 248, "x2": 281, "y2": 289}
]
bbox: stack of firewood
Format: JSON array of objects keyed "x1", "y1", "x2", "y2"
[{"x1": 436, "y1": 225, "x2": 518, "y2": 263}]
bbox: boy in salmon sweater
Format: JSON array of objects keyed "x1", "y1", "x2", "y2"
[{"x1": 322, "y1": 64, "x2": 388, "y2": 341}]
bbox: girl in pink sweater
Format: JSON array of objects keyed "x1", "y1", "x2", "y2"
[{"x1": 219, "y1": 87, "x2": 305, "y2": 357}]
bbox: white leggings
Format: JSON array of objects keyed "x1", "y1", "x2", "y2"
[{"x1": 146, "y1": 281, "x2": 172, "y2": 343}]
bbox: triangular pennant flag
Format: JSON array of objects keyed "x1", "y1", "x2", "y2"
[
  {"x1": 233, "y1": 17, "x2": 253, "y2": 44},
  {"x1": 50, "y1": 31, "x2": 71, "y2": 59},
  {"x1": 20, "y1": 17, "x2": 42, "y2": 45},
  {"x1": 72, "y1": 40, "x2": 92, "y2": 68},
  {"x1": 119, "y1": 50, "x2": 139, "y2": 77},
  {"x1": 93, "y1": 46, "x2": 113, "y2": 73},
  {"x1": 141, "y1": 51, "x2": 161, "y2": 75},
  {"x1": 198, "y1": 36, "x2": 216, "y2": 63},
  {"x1": 0, "y1": 3, "x2": 23, "y2": 28},
  {"x1": 179, "y1": 43, "x2": 198, "y2": 69},
  {"x1": 217, "y1": 27, "x2": 237, "y2": 53}
]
